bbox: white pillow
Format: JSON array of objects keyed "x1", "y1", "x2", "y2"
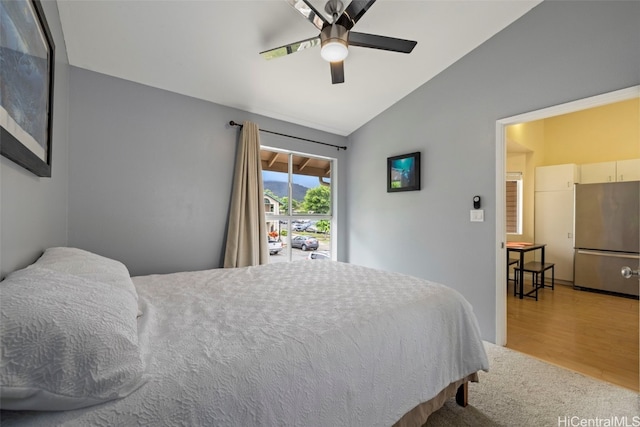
[
  {"x1": 30, "y1": 247, "x2": 138, "y2": 301},
  {"x1": 0, "y1": 267, "x2": 145, "y2": 411}
]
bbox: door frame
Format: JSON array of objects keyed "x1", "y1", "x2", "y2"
[{"x1": 494, "y1": 85, "x2": 639, "y2": 346}]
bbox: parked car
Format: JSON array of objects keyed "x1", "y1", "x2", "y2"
[
  {"x1": 293, "y1": 223, "x2": 308, "y2": 232},
  {"x1": 268, "y1": 239, "x2": 283, "y2": 255},
  {"x1": 303, "y1": 221, "x2": 320, "y2": 233},
  {"x1": 307, "y1": 251, "x2": 331, "y2": 260},
  {"x1": 290, "y1": 236, "x2": 319, "y2": 251}
]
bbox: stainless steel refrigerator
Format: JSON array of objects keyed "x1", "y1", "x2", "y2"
[{"x1": 574, "y1": 181, "x2": 640, "y2": 297}]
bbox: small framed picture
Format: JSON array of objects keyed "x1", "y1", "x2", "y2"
[{"x1": 387, "y1": 152, "x2": 421, "y2": 192}]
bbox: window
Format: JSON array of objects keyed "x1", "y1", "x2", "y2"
[
  {"x1": 506, "y1": 172, "x2": 523, "y2": 234},
  {"x1": 264, "y1": 197, "x2": 276, "y2": 213},
  {"x1": 261, "y1": 148, "x2": 334, "y2": 263}
]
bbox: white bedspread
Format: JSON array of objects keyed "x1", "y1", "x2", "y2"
[{"x1": 2, "y1": 261, "x2": 488, "y2": 426}]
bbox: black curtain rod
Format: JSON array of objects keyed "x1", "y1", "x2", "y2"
[{"x1": 228, "y1": 121, "x2": 347, "y2": 151}]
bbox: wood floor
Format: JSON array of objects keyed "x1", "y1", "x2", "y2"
[{"x1": 506, "y1": 280, "x2": 639, "y2": 391}]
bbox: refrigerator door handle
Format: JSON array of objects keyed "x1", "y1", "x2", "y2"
[
  {"x1": 576, "y1": 249, "x2": 640, "y2": 260},
  {"x1": 621, "y1": 267, "x2": 640, "y2": 279}
]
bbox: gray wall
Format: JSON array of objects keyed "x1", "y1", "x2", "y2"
[
  {"x1": 1, "y1": 1, "x2": 69, "y2": 278},
  {"x1": 346, "y1": 1, "x2": 640, "y2": 341},
  {"x1": 68, "y1": 68, "x2": 348, "y2": 276}
]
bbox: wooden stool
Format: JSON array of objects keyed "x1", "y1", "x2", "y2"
[{"x1": 514, "y1": 261, "x2": 555, "y2": 301}]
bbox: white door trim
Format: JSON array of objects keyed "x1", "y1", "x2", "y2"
[{"x1": 494, "y1": 85, "x2": 639, "y2": 346}]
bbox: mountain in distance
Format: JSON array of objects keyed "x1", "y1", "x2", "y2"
[{"x1": 264, "y1": 181, "x2": 309, "y2": 202}]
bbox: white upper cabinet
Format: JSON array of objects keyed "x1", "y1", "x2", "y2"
[
  {"x1": 616, "y1": 159, "x2": 640, "y2": 182},
  {"x1": 535, "y1": 164, "x2": 580, "y2": 192},
  {"x1": 580, "y1": 159, "x2": 640, "y2": 183},
  {"x1": 580, "y1": 161, "x2": 616, "y2": 184}
]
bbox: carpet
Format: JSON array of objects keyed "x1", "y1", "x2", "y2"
[{"x1": 425, "y1": 342, "x2": 639, "y2": 426}]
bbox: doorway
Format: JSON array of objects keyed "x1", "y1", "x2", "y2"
[{"x1": 494, "y1": 86, "x2": 639, "y2": 342}]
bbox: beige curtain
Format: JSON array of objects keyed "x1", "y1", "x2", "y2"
[{"x1": 223, "y1": 121, "x2": 269, "y2": 268}]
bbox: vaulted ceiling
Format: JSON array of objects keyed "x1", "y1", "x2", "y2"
[{"x1": 57, "y1": 0, "x2": 541, "y2": 136}]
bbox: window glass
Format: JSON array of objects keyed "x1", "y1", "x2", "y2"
[
  {"x1": 262, "y1": 148, "x2": 334, "y2": 262},
  {"x1": 267, "y1": 220, "x2": 288, "y2": 263},
  {"x1": 291, "y1": 154, "x2": 331, "y2": 216},
  {"x1": 506, "y1": 172, "x2": 523, "y2": 235}
]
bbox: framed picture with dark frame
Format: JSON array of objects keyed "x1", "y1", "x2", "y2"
[
  {"x1": 387, "y1": 152, "x2": 421, "y2": 192},
  {"x1": 0, "y1": 0, "x2": 55, "y2": 177}
]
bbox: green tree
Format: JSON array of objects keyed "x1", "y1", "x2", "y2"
[
  {"x1": 301, "y1": 186, "x2": 330, "y2": 214},
  {"x1": 279, "y1": 196, "x2": 300, "y2": 214},
  {"x1": 316, "y1": 219, "x2": 330, "y2": 234},
  {"x1": 279, "y1": 196, "x2": 288, "y2": 212}
]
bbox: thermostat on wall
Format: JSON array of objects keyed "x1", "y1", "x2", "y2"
[{"x1": 473, "y1": 196, "x2": 481, "y2": 209}]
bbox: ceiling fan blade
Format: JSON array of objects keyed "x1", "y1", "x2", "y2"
[
  {"x1": 330, "y1": 61, "x2": 345, "y2": 84},
  {"x1": 286, "y1": 0, "x2": 329, "y2": 31},
  {"x1": 338, "y1": 0, "x2": 376, "y2": 30},
  {"x1": 348, "y1": 32, "x2": 417, "y2": 53},
  {"x1": 260, "y1": 36, "x2": 321, "y2": 60}
]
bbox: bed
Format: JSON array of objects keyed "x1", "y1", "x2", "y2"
[{"x1": 0, "y1": 247, "x2": 488, "y2": 426}]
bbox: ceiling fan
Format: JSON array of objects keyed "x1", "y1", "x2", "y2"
[{"x1": 260, "y1": 0, "x2": 417, "y2": 84}]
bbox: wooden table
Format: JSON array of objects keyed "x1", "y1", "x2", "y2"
[{"x1": 506, "y1": 243, "x2": 546, "y2": 299}]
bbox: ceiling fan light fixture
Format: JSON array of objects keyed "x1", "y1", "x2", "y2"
[
  {"x1": 262, "y1": 3, "x2": 418, "y2": 83},
  {"x1": 321, "y1": 40, "x2": 348, "y2": 62},
  {"x1": 320, "y1": 24, "x2": 349, "y2": 62}
]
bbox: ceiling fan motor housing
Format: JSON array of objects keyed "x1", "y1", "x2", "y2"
[{"x1": 324, "y1": 0, "x2": 344, "y2": 19}]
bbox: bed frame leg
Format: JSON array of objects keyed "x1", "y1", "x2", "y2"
[{"x1": 455, "y1": 382, "x2": 468, "y2": 407}]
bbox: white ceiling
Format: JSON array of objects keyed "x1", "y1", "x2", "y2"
[{"x1": 57, "y1": 0, "x2": 541, "y2": 136}]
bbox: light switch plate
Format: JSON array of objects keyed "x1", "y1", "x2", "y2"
[{"x1": 470, "y1": 210, "x2": 484, "y2": 222}]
